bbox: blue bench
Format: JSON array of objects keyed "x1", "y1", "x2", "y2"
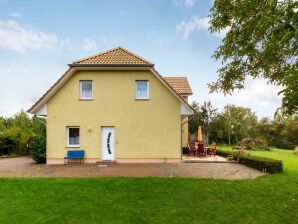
[{"x1": 64, "y1": 150, "x2": 85, "y2": 164}]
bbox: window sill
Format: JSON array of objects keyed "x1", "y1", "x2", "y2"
[
  {"x1": 135, "y1": 98, "x2": 150, "y2": 101},
  {"x1": 79, "y1": 98, "x2": 93, "y2": 101},
  {"x1": 66, "y1": 145, "x2": 81, "y2": 148}
]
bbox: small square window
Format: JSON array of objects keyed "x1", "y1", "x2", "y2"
[
  {"x1": 136, "y1": 81, "x2": 149, "y2": 99},
  {"x1": 67, "y1": 127, "x2": 80, "y2": 147},
  {"x1": 80, "y1": 81, "x2": 93, "y2": 99}
]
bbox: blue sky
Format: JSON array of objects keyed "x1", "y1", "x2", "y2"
[{"x1": 0, "y1": 0, "x2": 282, "y2": 118}]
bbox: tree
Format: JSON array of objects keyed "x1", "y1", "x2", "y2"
[
  {"x1": 209, "y1": 113, "x2": 229, "y2": 143},
  {"x1": 209, "y1": 0, "x2": 298, "y2": 115},
  {"x1": 221, "y1": 105, "x2": 258, "y2": 144},
  {"x1": 200, "y1": 101, "x2": 218, "y2": 145},
  {"x1": 188, "y1": 101, "x2": 202, "y2": 134}
]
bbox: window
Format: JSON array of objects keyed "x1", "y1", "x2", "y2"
[
  {"x1": 80, "y1": 81, "x2": 93, "y2": 99},
  {"x1": 67, "y1": 127, "x2": 80, "y2": 147},
  {"x1": 136, "y1": 81, "x2": 149, "y2": 99}
]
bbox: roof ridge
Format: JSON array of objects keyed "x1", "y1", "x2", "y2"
[
  {"x1": 117, "y1": 46, "x2": 153, "y2": 65},
  {"x1": 163, "y1": 76, "x2": 188, "y2": 78},
  {"x1": 73, "y1": 46, "x2": 121, "y2": 64},
  {"x1": 73, "y1": 46, "x2": 153, "y2": 65}
]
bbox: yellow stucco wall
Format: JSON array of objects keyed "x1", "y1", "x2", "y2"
[
  {"x1": 181, "y1": 96, "x2": 189, "y2": 148},
  {"x1": 46, "y1": 69, "x2": 182, "y2": 162},
  {"x1": 181, "y1": 116, "x2": 189, "y2": 148}
]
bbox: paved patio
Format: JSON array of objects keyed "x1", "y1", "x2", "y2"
[
  {"x1": 0, "y1": 157, "x2": 264, "y2": 180},
  {"x1": 182, "y1": 155, "x2": 229, "y2": 162}
]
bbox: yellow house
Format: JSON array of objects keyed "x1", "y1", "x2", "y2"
[{"x1": 28, "y1": 47, "x2": 194, "y2": 164}]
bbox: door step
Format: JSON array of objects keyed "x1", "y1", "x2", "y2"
[{"x1": 96, "y1": 160, "x2": 116, "y2": 165}]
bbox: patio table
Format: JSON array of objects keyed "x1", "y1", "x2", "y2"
[{"x1": 204, "y1": 147, "x2": 210, "y2": 156}]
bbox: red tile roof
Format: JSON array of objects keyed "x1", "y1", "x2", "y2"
[
  {"x1": 73, "y1": 46, "x2": 153, "y2": 66},
  {"x1": 163, "y1": 77, "x2": 193, "y2": 95}
]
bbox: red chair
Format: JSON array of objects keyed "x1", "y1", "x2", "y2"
[
  {"x1": 209, "y1": 143, "x2": 217, "y2": 156},
  {"x1": 187, "y1": 144, "x2": 197, "y2": 156},
  {"x1": 197, "y1": 143, "x2": 206, "y2": 157}
]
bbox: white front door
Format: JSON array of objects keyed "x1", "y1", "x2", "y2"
[{"x1": 101, "y1": 127, "x2": 115, "y2": 161}]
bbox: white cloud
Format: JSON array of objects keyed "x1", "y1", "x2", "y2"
[
  {"x1": 185, "y1": 0, "x2": 194, "y2": 7},
  {"x1": 173, "y1": 0, "x2": 195, "y2": 7},
  {"x1": 10, "y1": 12, "x2": 21, "y2": 18},
  {"x1": 176, "y1": 16, "x2": 229, "y2": 39},
  {"x1": 83, "y1": 38, "x2": 97, "y2": 51},
  {"x1": 0, "y1": 20, "x2": 58, "y2": 52},
  {"x1": 209, "y1": 78, "x2": 282, "y2": 117},
  {"x1": 153, "y1": 38, "x2": 165, "y2": 47}
]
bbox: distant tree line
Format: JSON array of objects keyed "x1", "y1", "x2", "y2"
[
  {"x1": 189, "y1": 101, "x2": 298, "y2": 150},
  {"x1": 0, "y1": 110, "x2": 45, "y2": 156}
]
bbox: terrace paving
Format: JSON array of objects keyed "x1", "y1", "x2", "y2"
[{"x1": 0, "y1": 157, "x2": 264, "y2": 180}]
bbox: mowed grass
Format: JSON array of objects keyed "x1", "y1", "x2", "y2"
[
  {"x1": 0, "y1": 148, "x2": 297, "y2": 224},
  {"x1": 218, "y1": 145, "x2": 298, "y2": 172}
]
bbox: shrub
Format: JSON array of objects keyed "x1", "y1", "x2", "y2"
[
  {"x1": 30, "y1": 133, "x2": 46, "y2": 164},
  {"x1": 234, "y1": 138, "x2": 270, "y2": 151},
  {"x1": 216, "y1": 149, "x2": 233, "y2": 157},
  {"x1": 237, "y1": 154, "x2": 283, "y2": 174},
  {"x1": 216, "y1": 149, "x2": 283, "y2": 173},
  {"x1": 233, "y1": 149, "x2": 249, "y2": 157}
]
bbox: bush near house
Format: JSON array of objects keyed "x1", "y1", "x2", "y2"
[
  {"x1": 0, "y1": 110, "x2": 45, "y2": 158},
  {"x1": 30, "y1": 133, "x2": 46, "y2": 164},
  {"x1": 216, "y1": 149, "x2": 283, "y2": 173}
]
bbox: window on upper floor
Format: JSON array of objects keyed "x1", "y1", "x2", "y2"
[
  {"x1": 67, "y1": 127, "x2": 80, "y2": 147},
  {"x1": 136, "y1": 80, "x2": 149, "y2": 99},
  {"x1": 80, "y1": 81, "x2": 93, "y2": 99}
]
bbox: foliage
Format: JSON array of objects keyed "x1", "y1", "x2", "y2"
[
  {"x1": 189, "y1": 101, "x2": 298, "y2": 149},
  {"x1": 217, "y1": 148, "x2": 283, "y2": 173},
  {"x1": 216, "y1": 148, "x2": 233, "y2": 158},
  {"x1": 30, "y1": 125, "x2": 46, "y2": 164},
  {"x1": 237, "y1": 154, "x2": 283, "y2": 174},
  {"x1": 188, "y1": 101, "x2": 201, "y2": 134},
  {"x1": 217, "y1": 104, "x2": 258, "y2": 144},
  {"x1": 255, "y1": 114, "x2": 298, "y2": 149},
  {"x1": 189, "y1": 101, "x2": 217, "y2": 145},
  {"x1": 0, "y1": 110, "x2": 45, "y2": 156},
  {"x1": 199, "y1": 101, "x2": 217, "y2": 145},
  {"x1": 234, "y1": 138, "x2": 270, "y2": 151},
  {"x1": 209, "y1": 0, "x2": 298, "y2": 115}
]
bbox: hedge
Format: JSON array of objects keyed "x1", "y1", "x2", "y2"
[
  {"x1": 216, "y1": 149, "x2": 283, "y2": 174},
  {"x1": 216, "y1": 149, "x2": 233, "y2": 158}
]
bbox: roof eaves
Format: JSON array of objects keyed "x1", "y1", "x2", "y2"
[
  {"x1": 151, "y1": 68, "x2": 195, "y2": 113},
  {"x1": 27, "y1": 68, "x2": 74, "y2": 113}
]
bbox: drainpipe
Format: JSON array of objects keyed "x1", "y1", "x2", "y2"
[{"x1": 34, "y1": 115, "x2": 47, "y2": 126}]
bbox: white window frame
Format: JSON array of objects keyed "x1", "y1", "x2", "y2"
[
  {"x1": 67, "y1": 126, "x2": 80, "y2": 147},
  {"x1": 80, "y1": 80, "x2": 93, "y2": 100},
  {"x1": 135, "y1": 80, "x2": 149, "y2": 100}
]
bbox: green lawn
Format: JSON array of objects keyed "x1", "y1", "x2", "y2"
[
  {"x1": 0, "y1": 149, "x2": 297, "y2": 223},
  {"x1": 218, "y1": 145, "x2": 298, "y2": 172}
]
